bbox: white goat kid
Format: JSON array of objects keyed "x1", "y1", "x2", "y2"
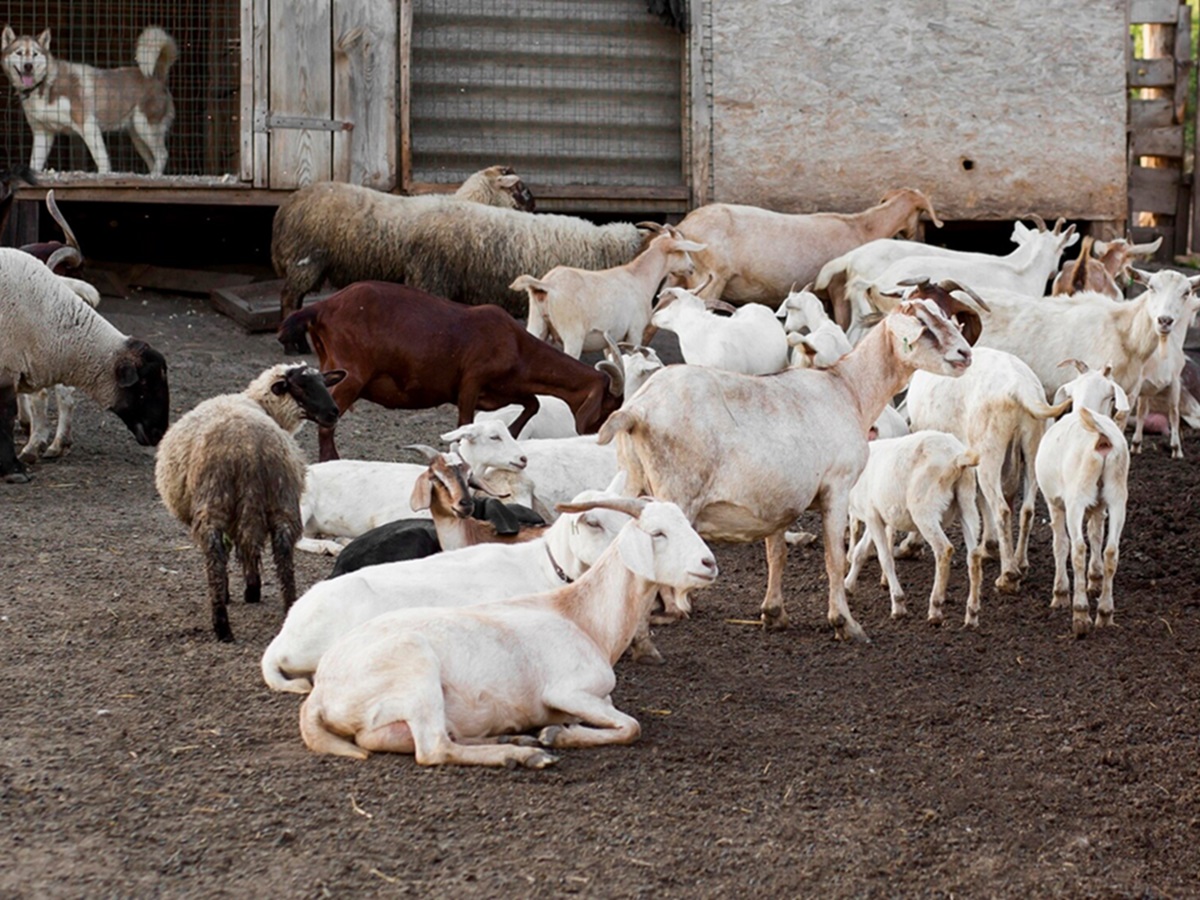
[
  {"x1": 599, "y1": 290, "x2": 984, "y2": 642},
  {"x1": 513, "y1": 225, "x2": 705, "y2": 359},
  {"x1": 1128, "y1": 292, "x2": 1200, "y2": 459},
  {"x1": 844, "y1": 431, "x2": 984, "y2": 627},
  {"x1": 1036, "y1": 367, "x2": 1130, "y2": 637},
  {"x1": 297, "y1": 497, "x2": 718, "y2": 766},
  {"x1": 650, "y1": 285, "x2": 789, "y2": 375}
]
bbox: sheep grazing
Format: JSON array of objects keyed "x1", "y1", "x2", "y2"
[
  {"x1": 262, "y1": 489, "x2": 633, "y2": 693},
  {"x1": 598, "y1": 289, "x2": 984, "y2": 642},
  {"x1": 674, "y1": 188, "x2": 942, "y2": 305},
  {"x1": 650, "y1": 283, "x2": 790, "y2": 375},
  {"x1": 296, "y1": 497, "x2": 717, "y2": 765},
  {"x1": 276, "y1": 281, "x2": 626, "y2": 459},
  {"x1": 1036, "y1": 365, "x2": 1130, "y2": 637},
  {"x1": 154, "y1": 364, "x2": 344, "y2": 642},
  {"x1": 271, "y1": 165, "x2": 536, "y2": 318},
  {"x1": 1051, "y1": 235, "x2": 1162, "y2": 300},
  {"x1": 271, "y1": 169, "x2": 653, "y2": 321},
  {"x1": 512, "y1": 223, "x2": 705, "y2": 358},
  {"x1": 0, "y1": 249, "x2": 169, "y2": 483},
  {"x1": 844, "y1": 431, "x2": 984, "y2": 627}
]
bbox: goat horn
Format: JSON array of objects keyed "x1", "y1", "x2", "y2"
[
  {"x1": 693, "y1": 272, "x2": 715, "y2": 296},
  {"x1": 920, "y1": 194, "x2": 945, "y2": 229},
  {"x1": 894, "y1": 277, "x2": 932, "y2": 289},
  {"x1": 1025, "y1": 214, "x2": 1047, "y2": 232},
  {"x1": 706, "y1": 299, "x2": 738, "y2": 314},
  {"x1": 46, "y1": 245, "x2": 83, "y2": 273},
  {"x1": 1056, "y1": 358, "x2": 1089, "y2": 374},
  {"x1": 46, "y1": 190, "x2": 81, "y2": 252},
  {"x1": 936, "y1": 280, "x2": 991, "y2": 312},
  {"x1": 1052, "y1": 217, "x2": 1067, "y2": 235},
  {"x1": 402, "y1": 443, "x2": 442, "y2": 462},
  {"x1": 555, "y1": 496, "x2": 650, "y2": 518},
  {"x1": 636, "y1": 221, "x2": 667, "y2": 234},
  {"x1": 598, "y1": 334, "x2": 626, "y2": 397}
]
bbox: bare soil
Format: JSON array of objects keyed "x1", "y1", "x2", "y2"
[{"x1": 3, "y1": 291, "x2": 1199, "y2": 898}]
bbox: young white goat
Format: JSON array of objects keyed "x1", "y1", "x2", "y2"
[
  {"x1": 297, "y1": 497, "x2": 717, "y2": 766},
  {"x1": 513, "y1": 225, "x2": 705, "y2": 359},
  {"x1": 844, "y1": 431, "x2": 984, "y2": 627},
  {"x1": 1036, "y1": 365, "x2": 1130, "y2": 637},
  {"x1": 650, "y1": 285, "x2": 789, "y2": 375}
]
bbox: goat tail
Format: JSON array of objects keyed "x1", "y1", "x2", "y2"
[
  {"x1": 597, "y1": 410, "x2": 636, "y2": 445},
  {"x1": 277, "y1": 304, "x2": 318, "y2": 355},
  {"x1": 299, "y1": 697, "x2": 369, "y2": 759},
  {"x1": 508, "y1": 274, "x2": 550, "y2": 296},
  {"x1": 136, "y1": 27, "x2": 178, "y2": 82},
  {"x1": 954, "y1": 449, "x2": 980, "y2": 470},
  {"x1": 261, "y1": 639, "x2": 314, "y2": 694},
  {"x1": 1023, "y1": 395, "x2": 1073, "y2": 421}
]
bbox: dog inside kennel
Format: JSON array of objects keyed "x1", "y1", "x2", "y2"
[{"x1": 1, "y1": 1, "x2": 240, "y2": 179}]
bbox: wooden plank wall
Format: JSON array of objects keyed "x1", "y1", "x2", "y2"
[
  {"x1": 1128, "y1": 0, "x2": 1192, "y2": 259},
  {"x1": 267, "y1": 0, "x2": 332, "y2": 188}
]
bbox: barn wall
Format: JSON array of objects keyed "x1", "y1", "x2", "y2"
[{"x1": 707, "y1": 0, "x2": 1128, "y2": 220}]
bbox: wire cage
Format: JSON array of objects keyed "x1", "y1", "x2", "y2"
[
  {"x1": 1, "y1": 0, "x2": 240, "y2": 179},
  {"x1": 407, "y1": 0, "x2": 686, "y2": 192}
]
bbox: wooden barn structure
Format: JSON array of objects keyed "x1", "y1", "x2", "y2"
[{"x1": 1, "y1": 0, "x2": 1197, "y2": 254}]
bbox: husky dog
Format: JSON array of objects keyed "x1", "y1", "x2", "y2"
[{"x1": 1, "y1": 25, "x2": 177, "y2": 176}]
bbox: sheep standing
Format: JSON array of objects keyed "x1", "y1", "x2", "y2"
[
  {"x1": 0, "y1": 249, "x2": 169, "y2": 483},
  {"x1": 155, "y1": 364, "x2": 344, "y2": 641},
  {"x1": 271, "y1": 167, "x2": 652, "y2": 318}
]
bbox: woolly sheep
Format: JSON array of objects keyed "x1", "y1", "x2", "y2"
[
  {"x1": 155, "y1": 364, "x2": 344, "y2": 641},
  {"x1": 0, "y1": 248, "x2": 169, "y2": 483},
  {"x1": 272, "y1": 168, "x2": 653, "y2": 318}
]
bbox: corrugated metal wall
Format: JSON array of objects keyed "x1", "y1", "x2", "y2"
[{"x1": 408, "y1": 0, "x2": 684, "y2": 189}]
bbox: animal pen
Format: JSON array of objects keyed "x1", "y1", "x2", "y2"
[{"x1": 1, "y1": 1, "x2": 1200, "y2": 253}]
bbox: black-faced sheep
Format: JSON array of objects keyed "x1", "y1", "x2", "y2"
[
  {"x1": 0, "y1": 248, "x2": 169, "y2": 483},
  {"x1": 154, "y1": 364, "x2": 345, "y2": 641},
  {"x1": 271, "y1": 165, "x2": 535, "y2": 319}
]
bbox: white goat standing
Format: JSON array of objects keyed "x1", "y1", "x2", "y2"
[
  {"x1": 650, "y1": 285, "x2": 790, "y2": 375},
  {"x1": 1036, "y1": 365, "x2": 1131, "y2": 637},
  {"x1": 843, "y1": 431, "x2": 984, "y2": 627},
  {"x1": 512, "y1": 224, "x2": 705, "y2": 359},
  {"x1": 599, "y1": 292, "x2": 984, "y2": 642},
  {"x1": 297, "y1": 497, "x2": 718, "y2": 766},
  {"x1": 1129, "y1": 291, "x2": 1200, "y2": 459}
]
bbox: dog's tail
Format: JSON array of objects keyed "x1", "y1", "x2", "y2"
[{"x1": 136, "y1": 27, "x2": 178, "y2": 82}]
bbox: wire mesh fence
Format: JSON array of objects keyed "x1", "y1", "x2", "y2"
[{"x1": 1, "y1": 0, "x2": 240, "y2": 178}]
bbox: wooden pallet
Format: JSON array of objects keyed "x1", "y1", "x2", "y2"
[{"x1": 208, "y1": 279, "x2": 335, "y2": 332}]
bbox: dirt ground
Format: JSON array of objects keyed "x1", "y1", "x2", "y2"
[{"x1": 3, "y1": 289, "x2": 1200, "y2": 899}]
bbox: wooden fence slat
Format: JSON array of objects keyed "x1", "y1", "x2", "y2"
[
  {"x1": 1131, "y1": 165, "x2": 1184, "y2": 214},
  {"x1": 1129, "y1": 98, "x2": 1176, "y2": 129},
  {"x1": 1131, "y1": 125, "x2": 1185, "y2": 158},
  {"x1": 1131, "y1": 0, "x2": 1183, "y2": 25},
  {"x1": 1129, "y1": 57, "x2": 1177, "y2": 87}
]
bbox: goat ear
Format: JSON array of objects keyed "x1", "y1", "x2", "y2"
[
  {"x1": 270, "y1": 378, "x2": 289, "y2": 396},
  {"x1": 322, "y1": 369, "x2": 347, "y2": 388},
  {"x1": 616, "y1": 525, "x2": 656, "y2": 582},
  {"x1": 1130, "y1": 267, "x2": 1153, "y2": 286},
  {"x1": 1052, "y1": 382, "x2": 1073, "y2": 407},
  {"x1": 116, "y1": 359, "x2": 140, "y2": 388},
  {"x1": 409, "y1": 472, "x2": 433, "y2": 512},
  {"x1": 440, "y1": 426, "x2": 472, "y2": 443}
]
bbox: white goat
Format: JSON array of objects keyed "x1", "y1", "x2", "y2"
[
  {"x1": 650, "y1": 285, "x2": 789, "y2": 375},
  {"x1": 295, "y1": 419, "x2": 529, "y2": 554},
  {"x1": 512, "y1": 225, "x2": 705, "y2": 359},
  {"x1": 844, "y1": 431, "x2": 984, "y2": 627},
  {"x1": 675, "y1": 188, "x2": 942, "y2": 305},
  {"x1": 598, "y1": 293, "x2": 983, "y2": 642},
  {"x1": 1128, "y1": 293, "x2": 1200, "y2": 459},
  {"x1": 475, "y1": 345, "x2": 664, "y2": 439},
  {"x1": 481, "y1": 435, "x2": 620, "y2": 515},
  {"x1": 906, "y1": 345, "x2": 1071, "y2": 593},
  {"x1": 263, "y1": 490, "x2": 634, "y2": 693},
  {"x1": 1036, "y1": 368, "x2": 1130, "y2": 637},
  {"x1": 297, "y1": 497, "x2": 718, "y2": 765}
]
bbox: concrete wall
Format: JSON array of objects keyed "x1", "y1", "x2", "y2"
[{"x1": 708, "y1": 0, "x2": 1128, "y2": 220}]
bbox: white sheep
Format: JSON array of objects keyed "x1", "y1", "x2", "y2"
[
  {"x1": 512, "y1": 224, "x2": 705, "y2": 359},
  {"x1": 1035, "y1": 367, "x2": 1131, "y2": 637},
  {"x1": 844, "y1": 431, "x2": 984, "y2": 627},
  {"x1": 906, "y1": 345, "x2": 1071, "y2": 593},
  {"x1": 474, "y1": 344, "x2": 664, "y2": 439},
  {"x1": 649, "y1": 285, "x2": 790, "y2": 375},
  {"x1": 296, "y1": 418, "x2": 530, "y2": 555},
  {"x1": 262, "y1": 490, "x2": 635, "y2": 693},
  {"x1": 599, "y1": 292, "x2": 983, "y2": 642},
  {"x1": 675, "y1": 188, "x2": 942, "y2": 305},
  {"x1": 0, "y1": 248, "x2": 170, "y2": 483},
  {"x1": 297, "y1": 496, "x2": 717, "y2": 765},
  {"x1": 154, "y1": 364, "x2": 344, "y2": 641}
]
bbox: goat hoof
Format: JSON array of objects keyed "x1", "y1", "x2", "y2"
[
  {"x1": 2, "y1": 470, "x2": 33, "y2": 484},
  {"x1": 1050, "y1": 590, "x2": 1069, "y2": 609},
  {"x1": 537, "y1": 725, "x2": 563, "y2": 747},
  {"x1": 995, "y1": 573, "x2": 1022, "y2": 595},
  {"x1": 1172, "y1": 449, "x2": 1184, "y2": 460},
  {"x1": 1095, "y1": 611, "x2": 1114, "y2": 628},
  {"x1": 1072, "y1": 614, "x2": 1092, "y2": 638},
  {"x1": 520, "y1": 749, "x2": 559, "y2": 769},
  {"x1": 833, "y1": 616, "x2": 870, "y2": 644},
  {"x1": 962, "y1": 615, "x2": 979, "y2": 629},
  {"x1": 499, "y1": 734, "x2": 539, "y2": 747},
  {"x1": 891, "y1": 606, "x2": 909, "y2": 620},
  {"x1": 761, "y1": 609, "x2": 789, "y2": 631},
  {"x1": 42, "y1": 441, "x2": 70, "y2": 459},
  {"x1": 631, "y1": 646, "x2": 665, "y2": 665},
  {"x1": 926, "y1": 610, "x2": 942, "y2": 626}
]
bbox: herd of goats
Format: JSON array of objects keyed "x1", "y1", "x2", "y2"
[{"x1": 2, "y1": 164, "x2": 1195, "y2": 767}]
